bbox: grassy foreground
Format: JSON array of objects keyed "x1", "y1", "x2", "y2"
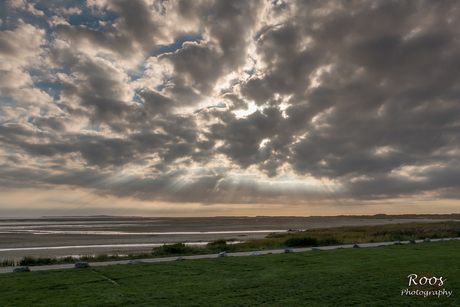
[{"x1": 1, "y1": 241, "x2": 459, "y2": 306}]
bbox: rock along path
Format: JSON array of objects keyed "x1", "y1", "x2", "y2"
[{"x1": 0, "y1": 238, "x2": 456, "y2": 275}]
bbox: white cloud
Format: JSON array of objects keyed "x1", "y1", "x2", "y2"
[
  {"x1": 53, "y1": 6, "x2": 82, "y2": 15},
  {"x1": 0, "y1": 21, "x2": 47, "y2": 104},
  {"x1": 6, "y1": 0, "x2": 26, "y2": 9},
  {"x1": 48, "y1": 16, "x2": 70, "y2": 27},
  {"x1": 26, "y1": 3, "x2": 45, "y2": 16}
]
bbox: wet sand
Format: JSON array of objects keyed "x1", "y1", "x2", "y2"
[{"x1": 0, "y1": 216, "x2": 456, "y2": 260}]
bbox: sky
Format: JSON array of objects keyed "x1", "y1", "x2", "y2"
[{"x1": 0, "y1": 0, "x2": 459, "y2": 217}]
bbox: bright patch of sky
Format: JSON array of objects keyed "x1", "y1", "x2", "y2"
[{"x1": 233, "y1": 101, "x2": 259, "y2": 118}]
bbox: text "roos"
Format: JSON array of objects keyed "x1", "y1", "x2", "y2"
[{"x1": 407, "y1": 274, "x2": 446, "y2": 286}]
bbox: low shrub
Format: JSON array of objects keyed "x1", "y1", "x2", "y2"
[
  {"x1": 285, "y1": 237, "x2": 318, "y2": 247},
  {"x1": 318, "y1": 237, "x2": 342, "y2": 246},
  {"x1": 153, "y1": 243, "x2": 199, "y2": 256},
  {"x1": 19, "y1": 256, "x2": 55, "y2": 266},
  {"x1": 0, "y1": 259, "x2": 15, "y2": 267},
  {"x1": 207, "y1": 239, "x2": 227, "y2": 246}
]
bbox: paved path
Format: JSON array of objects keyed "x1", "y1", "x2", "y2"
[{"x1": 1, "y1": 238, "x2": 457, "y2": 275}]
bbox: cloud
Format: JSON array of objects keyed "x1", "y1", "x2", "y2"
[
  {"x1": 53, "y1": 6, "x2": 82, "y2": 16},
  {"x1": 6, "y1": 0, "x2": 27, "y2": 9},
  {"x1": 0, "y1": 0, "x2": 460, "y2": 212}
]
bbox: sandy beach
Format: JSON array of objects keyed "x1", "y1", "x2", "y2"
[{"x1": 0, "y1": 216, "x2": 456, "y2": 260}]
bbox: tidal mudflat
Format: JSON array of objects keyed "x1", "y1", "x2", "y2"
[{"x1": 0, "y1": 215, "x2": 456, "y2": 259}]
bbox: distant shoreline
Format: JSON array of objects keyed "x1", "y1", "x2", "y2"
[{"x1": 1, "y1": 213, "x2": 457, "y2": 220}]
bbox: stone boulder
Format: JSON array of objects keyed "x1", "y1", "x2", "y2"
[
  {"x1": 218, "y1": 252, "x2": 228, "y2": 258},
  {"x1": 13, "y1": 266, "x2": 30, "y2": 273},
  {"x1": 75, "y1": 262, "x2": 89, "y2": 268},
  {"x1": 284, "y1": 248, "x2": 294, "y2": 253}
]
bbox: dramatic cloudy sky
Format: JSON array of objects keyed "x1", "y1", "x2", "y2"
[{"x1": 1, "y1": 0, "x2": 459, "y2": 217}]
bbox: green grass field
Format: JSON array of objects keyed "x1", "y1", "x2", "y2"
[{"x1": 1, "y1": 241, "x2": 458, "y2": 306}]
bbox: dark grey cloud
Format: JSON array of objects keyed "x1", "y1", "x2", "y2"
[
  {"x1": 33, "y1": 117, "x2": 66, "y2": 131},
  {"x1": 57, "y1": 0, "x2": 165, "y2": 58},
  {"x1": 159, "y1": 42, "x2": 224, "y2": 95},
  {"x1": 1, "y1": 0, "x2": 460, "y2": 208},
  {"x1": 159, "y1": 0, "x2": 264, "y2": 95},
  {"x1": 232, "y1": 0, "x2": 460, "y2": 200},
  {"x1": 138, "y1": 90, "x2": 175, "y2": 116}
]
